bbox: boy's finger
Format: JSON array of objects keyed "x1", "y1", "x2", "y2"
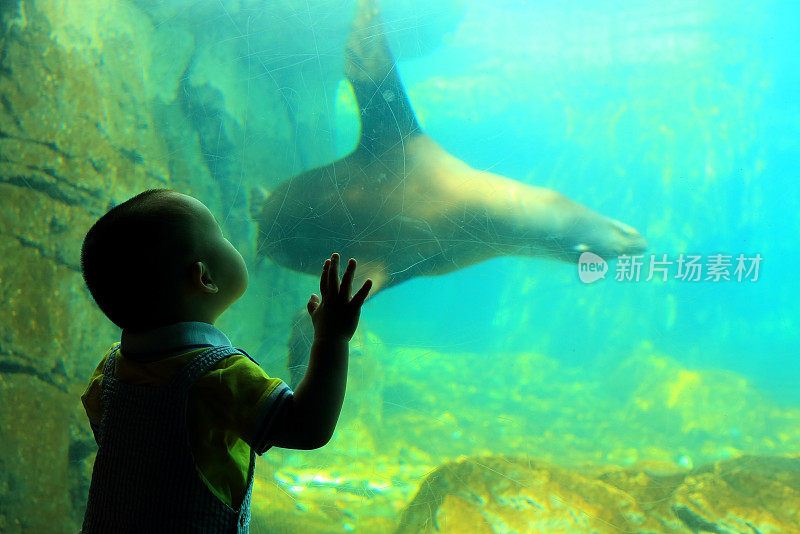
[
  {"x1": 320, "y1": 260, "x2": 330, "y2": 297},
  {"x1": 340, "y1": 258, "x2": 356, "y2": 298},
  {"x1": 351, "y1": 279, "x2": 372, "y2": 307},
  {"x1": 307, "y1": 294, "x2": 320, "y2": 315},
  {"x1": 328, "y1": 253, "x2": 340, "y2": 295}
]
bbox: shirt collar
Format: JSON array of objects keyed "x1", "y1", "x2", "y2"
[{"x1": 120, "y1": 321, "x2": 231, "y2": 358}]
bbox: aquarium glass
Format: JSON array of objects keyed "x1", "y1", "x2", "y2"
[{"x1": 0, "y1": 0, "x2": 798, "y2": 532}]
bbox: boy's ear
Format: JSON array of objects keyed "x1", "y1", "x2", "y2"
[{"x1": 192, "y1": 261, "x2": 219, "y2": 293}]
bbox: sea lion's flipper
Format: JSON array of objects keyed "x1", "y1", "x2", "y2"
[
  {"x1": 249, "y1": 186, "x2": 271, "y2": 268},
  {"x1": 248, "y1": 186, "x2": 270, "y2": 222},
  {"x1": 345, "y1": 0, "x2": 421, "y2": 158}
]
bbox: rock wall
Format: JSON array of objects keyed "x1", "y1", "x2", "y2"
[
  {"x1": 396, "y1": 455, "x2": 800, "y2": 533},
  {"x1": 0, "y1": 0, "x2": 353, "y2": 529},
  {"x1": 0, "y1": 1, "x2": 174, "y2": 530}
]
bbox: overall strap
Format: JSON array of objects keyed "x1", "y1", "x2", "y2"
[
  {"x1": 169, "y1": 345, "x2": 247, "y2": 393},
  {"x1": 102, "y1": 343, "x2": 122, "y2": 379}
]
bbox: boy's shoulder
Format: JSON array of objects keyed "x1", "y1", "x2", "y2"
[
  {"x1": 82, "y1": 343, "x2": 286, "y2": 410},
  {"x1": 86, "y1": 343, "x2": 269, "y2": 387},
  {"x1": 82, "y1": 343, "x2": 291, "y2": 451}
]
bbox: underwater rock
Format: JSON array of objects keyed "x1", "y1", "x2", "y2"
[
  {"x1": 147, "y1": 25, "x2": 194, "y2": 103},
  {"x1": 240, "y1": 340, "x2": 800, "y2": 533},
  {"x1": 370, "y1": 343, "x2": 800, "y2": 469},
  {"x1": 251, "y1": 460, "x2": 403, "y2": 534},
  {"x1": 396, "y1": 454, "x2": 800, "y2": 533},
  {"x1": 0, "y1": 374, "x2": 73, "y2": 533},
  {"x1": 606, "y1": 347, "x2": 800, "y2": 462},
  {"x1": 0, "y1": 1, "x2": 178, "y2": 531},
  {"x1": 152, "y1": 0, "x2": 351, "y2": 192},
  {"x1": 0, "y1": 0, "x2": 172, "y2": 369}
]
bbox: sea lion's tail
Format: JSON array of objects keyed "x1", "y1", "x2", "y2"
[
  {"x1": 344, "y1": 0, "x2": 421, "y2": 157},
  {"x1": 344, "y1": 0, "x2": 395, "y2": 86}
]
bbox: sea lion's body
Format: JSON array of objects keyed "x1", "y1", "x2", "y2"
[
  {"x1": 250, "y1": 0, "x2": 646, "y2": 384},
  {"x1": 258, "y1": 133, "x2": 645, "y2": 295}
]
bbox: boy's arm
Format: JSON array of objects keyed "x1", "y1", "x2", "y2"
[
  {"x1": 270, "y1": 254, "x2": 371, "y2": 450},
  {"x1": 269, "y1": 336, "x2": 349, "y2": 449}
]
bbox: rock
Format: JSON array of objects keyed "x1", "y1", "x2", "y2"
[
  {"x1": 396, "y1": 454, "x2": 800, "y2": 533},
  {"x1": 369, "y1": 343, "x2": 800, "y2": 469},
  {"x1": 0, "y1": 1, "x2": 174, "y2": 530},
  {"x1": 0, "y1": 373, "x2": 74, "y2": 533}
]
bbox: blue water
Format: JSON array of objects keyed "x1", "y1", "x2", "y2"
[{"x1": 361, "y1": 0, "x2": 799, "y2": 402}]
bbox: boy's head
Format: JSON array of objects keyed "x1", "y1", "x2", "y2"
[{"x1": 81, "y1": 188, "x2": 248, "y2": 332}]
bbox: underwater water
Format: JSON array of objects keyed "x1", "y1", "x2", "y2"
[{"x1": 0, "y1": 0, "x2": 798, "y2": 532}]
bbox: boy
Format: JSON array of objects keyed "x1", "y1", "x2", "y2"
[{"x1": 79, "y1": 188, "x2": 371, "y2": 532}]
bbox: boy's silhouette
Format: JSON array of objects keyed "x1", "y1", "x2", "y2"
[{"x1": 79, "y1": 188, "x2": 371, "y2": 532}]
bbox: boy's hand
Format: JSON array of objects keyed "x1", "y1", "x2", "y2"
[
  {"x1": 307, "y1": 253, "x2": 372, "y2": 342},
  {"x1": 274, "y1": 254, "x2": 371, "y2": 449}
]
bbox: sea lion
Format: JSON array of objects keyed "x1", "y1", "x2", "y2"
[{"x1": 250, "y1": 0, "x2": 646, "y2": 384}]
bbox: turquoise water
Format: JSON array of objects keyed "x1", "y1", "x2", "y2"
[{"x1": 364, "y1": 0, "x2": 799, "y2": 402}]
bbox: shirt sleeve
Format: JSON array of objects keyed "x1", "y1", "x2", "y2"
[
  {"x1": 248, "y1": 380, "x2": 293, "y2": 455},
  {"x1": 81, "y1": 348, "x2": 113, "y2": 445},
  {"x1": 197, "y1": 353, "x2": 293, "y2": 456}
]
